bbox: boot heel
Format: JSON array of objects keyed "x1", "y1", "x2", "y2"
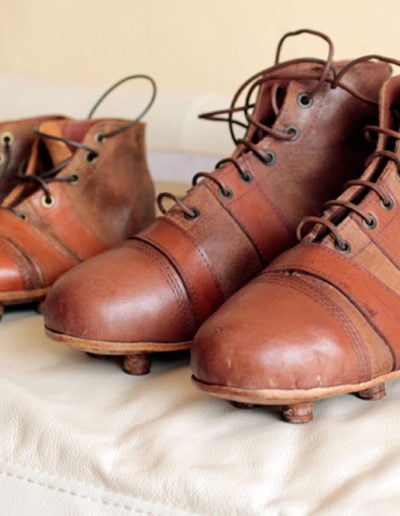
[
  {"x1": 123, "y1": 353, "x2": 151, "y2": 375},
  {"x1": 281, "y1": 402, "x2": 313, "y2": 423},
  {"x1": 357, "y1": 383, "x2": 386, "y2": 401}
]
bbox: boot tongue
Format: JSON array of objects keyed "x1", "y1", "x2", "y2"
[
  {"x1": 304, "y1": 75, "x2": 400, "y2": 243},
  {"x1": 376, "y1": 75, "x2": 400, "y2": 152},
  {"x1": 4, "y1": 119, "x2": 97, "y2": 208},
  {"x1": 22, "y1": 119, "x2": 73, "y2": 177}
]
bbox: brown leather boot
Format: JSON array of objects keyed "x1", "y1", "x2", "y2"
[
  {"x1": 192, "y1": 68, "x2": 400, "y2": 423},
  {"x1": 43, "y1": 30, "x2": 390, "y2": 375},
  {"x1": 0, "y1": 105, "x2": 155, "y2": 317},
  {"x1": 0, "y1": 115, "x2": 67, "y2": 201}
]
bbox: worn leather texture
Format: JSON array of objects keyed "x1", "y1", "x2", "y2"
[{"x1": 43, "y1": 59, "x2": 391, "y2": 352}]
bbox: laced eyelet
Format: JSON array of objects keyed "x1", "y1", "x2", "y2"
[
  {"x1": 297, "y1": 92, "x2": 313, "y2": 108},
  {"x1": 380, "y1": 196, "x2": 394, "y2": 210},
  {"x1": 183, "y1": 207, "x2": 200, "y2": 220},
  {"x1": 69, "y1": 173, "x2": 81, "y2": 186},
  {"x1": 94, "y1": 133, "x2": 106, "y2": 144},
  {"x1": 240, "y1": 170, "x2": 253, "y2": 183},
  {"x1": 41, "y1": 195, "x2": 55, "y2": 208},
  {"x1": 284, "y1": 125, "x2": 300, "y2": 141},
  {"x1": 17, "y1": 211, "x2": 28, "y2": 221},
  {"x1": 334, "y1": 240, "x2": 351, "y2": 254},
  {"x1": 86, "y1": 151, "x2": 98, "y2": 163},
  {"x1": 1, "y1": 132, "x2": 14, "y2": 146},
  {"x1": 264, "y1": 150, "x2": 276, "y2": 166},
  {"x1": 219, "y1": 186, "x2": 233, "y2": 199},
  {"x1": 363, "y1": 213, "x2": 377, "y2": 229}
]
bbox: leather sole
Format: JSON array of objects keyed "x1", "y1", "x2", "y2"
[
  {"x1": 192, "y1": 370, "x2": 400, "y2": 423},
  {"x1": 45, "y1": 327, "x2": 191, "y2": 375},
  {"x1": 0, "y1": 287, "x2": 48, "y2": 304}
]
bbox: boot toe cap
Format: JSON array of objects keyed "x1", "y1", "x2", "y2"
[
  {"x1": 192, "y1": 273, "x2": 368, "y2": 392},
  {"x1": 44, "y1": 243, "x2": 194, "y2": 345}
]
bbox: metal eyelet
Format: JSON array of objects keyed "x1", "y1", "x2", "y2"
[
  {"x1": 363, "y1": 213, "x2": 377, "y2": 229},
  {"x1": 284, "y1": 125, "x2": 300, "y2": 141},
  {"x1": 219, "y1": 186, "x2": 233, "y2": 199},
  {"x1": 334, "y1": 240, "x2": 351, "y2": 254},
  {"x1": 85, "y1": 151, "x2": 98, "y2": 163},
  {"x1": 239, "y1": 170, "x2": 253, "y2": 183},
  {"x1": 380, "y1": 196, "x2": 394, "y2": 210},
  {"x1": 69, "y1": 172, "x2": 81, "y2": 186},
  {"x1": 297, "y1": 92, "x2": 313, "y2": 108},
  {"x1": 94, "y1": 133, "x2": 106, "y2": 145},
  {"x1": 1, "y1": 132, "x2": 14, "y2": 146},
  {"x1": 264, "y1": 150, "x2": 276, "y2": 166},
  {"x1": 41, "y1": 195, "x2": 55, "y2": 208},
  {"x1": 183, "y1": 207, "x2": 200, "y2": 220},
  {"x1": 17, "y1": 211, "x2": 28, "y2": 221}
]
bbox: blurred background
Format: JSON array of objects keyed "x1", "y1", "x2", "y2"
[{"x1": 0, "y1": 0, "x2": 399, "y2": 173}]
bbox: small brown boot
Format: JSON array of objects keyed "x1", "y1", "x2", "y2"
[
  {"x1": 0, "y1": 77, "x2": 156, "y2": 318},
  {"x1": 43, "y1": 30, "x2": 390, "y2": 375},
  {"x1": 192, "y1": 67, "x2": 400, "y2": 423},
  {"x1": 0, "y1": 115, "x2": 67, "y2": 201}
]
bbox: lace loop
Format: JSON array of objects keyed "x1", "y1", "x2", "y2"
[
  {"x1": 157, "y1": 192, "x2": 199, "y2": 219},
  {"x1": 157, "y1": 30, "x2": 393, "y2": 222},
  {"x1": 0, "y1": 139, "x2": 11, "y2": 182},
  {"x1": 192, "y1": 172, "x2": 232, "y2": 196},
  {"x1": 274, "y1": 29, "x2": 334, "y2": 98},
  {"x1": 87, "y1": 74, "x2": 157, "y2": 140}
]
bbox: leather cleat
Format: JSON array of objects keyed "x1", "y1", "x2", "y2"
[
  {"x1": 43, "y1": 30, "x2": 390, "y2": 374},
  {"x1": 0, "y1": 76, "x2": 156, "y2": 316},
  {"x1": 192, "y1": 70, "x2": 400, "y2": 423}
]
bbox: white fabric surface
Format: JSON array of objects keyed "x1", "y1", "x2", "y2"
[{"x1": 1, "y1": 308, "x2": 400, "y2": 515}]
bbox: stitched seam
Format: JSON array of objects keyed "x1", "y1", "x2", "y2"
[
  {"x1": 266, "y1": 244, "x2": 398, "y2": 367},
  {"x1": 129, "y1": 240, "x2": 195, "y2": 337},
  {"x1": 162, "y1": 217, "x2": 225, "y2": 303},
  {"x1": 0, "y1": 235, "x2": 40, "y2": 289},
  {"x1": 18, "y1": 199, "x2": 83, "y2": 265},
  {"x1": 0, "y1": 469, "x2": 151, "y2": 514},
  {"x1": 141, "y1": 219, "x2": 225, "y2": 323},
  {"x1": 273, "y1": 243, "x2": 400, "y2": 303},
  {"x1": 261, "y1": 273, "x2": 371, "y2": 383},
  {"x1": 27, "y1": 195, "x2": 106, "y2": 263}
]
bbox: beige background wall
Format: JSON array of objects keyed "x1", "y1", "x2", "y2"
[
  {"x1": 0, "y1": 0, "x2": 399, "y2": 157},
  {"x1": 1, "y1": 0, "x2": 400, "y2": 96}
]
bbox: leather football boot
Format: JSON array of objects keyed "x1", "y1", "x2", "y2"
[
  {"x1": 43, "y1": 30, "x2": 390, "y2": 375},
  {"x1": 0, "y1": 115, "x2": 67, "y2": 201},
  {"x1": 192, "y1": 66, "x2": 400, "y2": 423},
  {"x1": 0, "y1": 76, "x2": 156, "y2": 319}
]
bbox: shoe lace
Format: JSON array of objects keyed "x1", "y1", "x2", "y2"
[
  {"x1": 14, "y1": 74, "x2": 157, "y2": 205},
  {"x1": 297, "y1": 55, "x2": 400, "y2": 253},
  {"x1": 157, "y1": 29, "x2": 383, "y2": 219},
  {"x1": 0, "y1": 132, "x2": 13, "y2": 182}
]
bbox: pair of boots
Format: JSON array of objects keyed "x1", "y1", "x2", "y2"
[{"x1": 3, "y1": 30, "x2": 400, "y2": 424}]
